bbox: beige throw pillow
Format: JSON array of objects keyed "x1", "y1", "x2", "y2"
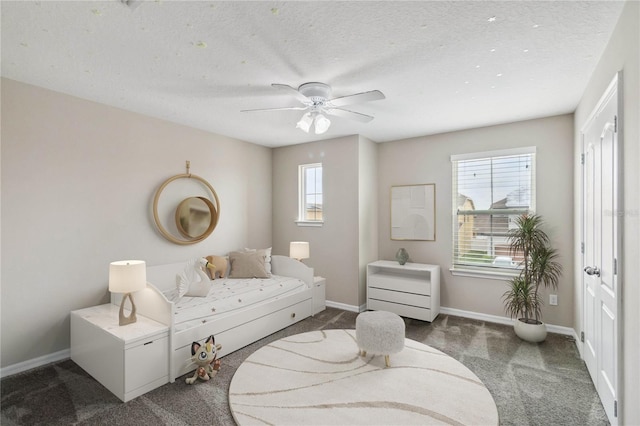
[
  {"x1": 242, "y1": 247, "x2": 272, "y2": 275},
  {"x1": 228, "y1": 251, "x2": 269, "y2": 278}
]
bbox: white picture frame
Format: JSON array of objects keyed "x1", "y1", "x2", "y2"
[{"x1": 391, "y1": 184, "x2": 436, "y2": 241}]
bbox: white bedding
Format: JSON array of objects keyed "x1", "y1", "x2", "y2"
[{"x1": 163, "y1": 275, "x2": 309, "y2": 333}]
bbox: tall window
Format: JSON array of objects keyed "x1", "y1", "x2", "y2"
[
  {"x1": 451, "y1": 147, "x2": 536, "y2": 275},
  {"x1": 298, "y1": 163, "x2": 323, "y2": 224}
]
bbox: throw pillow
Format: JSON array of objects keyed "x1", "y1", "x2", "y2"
[
  {"x1": 242, "y1": 247, "x2": 272, "y2": 275},
  {"x1": 228, "y1": 251, "x2": 269, "y2": 278}
]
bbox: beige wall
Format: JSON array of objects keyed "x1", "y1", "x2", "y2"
[
  {"x1": 358, "y1": 136, "x2": 378, "y2": 307},
  {"x1": 272, "y1": 136, "x2": 361, "y2": 307},
  {"x1": 377, "y1": 114, "x2": 575, "y2": 327},
  {"x1": 1, "y1": 78, "x2": 272, "y2": 368},
  {"x1": 573, "y1": 1, "x2": 639, "y2": 423}
]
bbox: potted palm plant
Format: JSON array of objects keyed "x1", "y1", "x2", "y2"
[{"x1": 502, "y1": 214, "x2": 562, "y2": 342}]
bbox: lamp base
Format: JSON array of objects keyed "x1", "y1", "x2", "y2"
[{"x1": 119, "y1": 292, "x2": 138, "y2": 326}]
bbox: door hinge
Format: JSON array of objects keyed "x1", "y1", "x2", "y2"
[
  {"x1": 614, "y1": 258, "x2": 617, "y2": 275},
  {"x1": 581, "y1": 153, "x2": 585, "y2": 165},
  {"x1": 581, "y1": 242, "x2": 585, "y2": 254},
  {"x1": 581, "y1": 331, "x2": 585, "y2": 342},
  {"x1": 614, "y1": 400, "x2": 618, "y2": 417},
  {"x1": 614, "y1": 116, "x2": 618, "y2": 133}
]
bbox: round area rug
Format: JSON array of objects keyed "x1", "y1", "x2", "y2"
[{"x1": 229, "y1": 329, "x2": 498, "y2": 425}]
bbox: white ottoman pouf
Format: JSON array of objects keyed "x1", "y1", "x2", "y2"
[{"x1": 356, "y1": 310, "x2": 405, "y2": 367}]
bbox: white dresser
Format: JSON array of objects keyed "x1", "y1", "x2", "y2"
[{"x1": 366, "y1": 260, "x2": 440, "y2": 322}]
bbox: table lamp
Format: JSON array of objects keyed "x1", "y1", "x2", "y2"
[
  {"x1": 289, "y1": 241, "x2": 310, "y2": 262},
  {"x1": 109, "y1": 260, "x2": 147, "y2": 326}
]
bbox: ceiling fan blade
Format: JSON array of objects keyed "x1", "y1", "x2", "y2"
[
  {"x1": 328, "y1": 90, "x2": 385, "y2": 107},
  {"x1": 325, "y1": 107, "x2": 375, "y2": 123},
  {"x1": 241, "y1": 106, "x2": 308, "y2": 113},
  {"x1": 271, "y1": 84, "x2": 311, "y2": 104}
]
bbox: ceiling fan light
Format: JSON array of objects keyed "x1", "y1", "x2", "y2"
[
  {"x1": 296, "y1": 113, "x2": 313, "y2": 133},
  {"x1": 314, "y1": 114, "x2": 331, "y2": 134}
]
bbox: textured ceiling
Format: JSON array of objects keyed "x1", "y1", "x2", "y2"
[{"x1": 1, "y1": 1, "x2": 625, "y2": 147}]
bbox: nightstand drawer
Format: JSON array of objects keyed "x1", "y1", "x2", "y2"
[{"x1": 125, "y1": 336, "x2": 169, "y2": 393}]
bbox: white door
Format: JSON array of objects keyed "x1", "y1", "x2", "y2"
[{"x1": 582, "y1": 74, "x2": 620, "y2": 424}]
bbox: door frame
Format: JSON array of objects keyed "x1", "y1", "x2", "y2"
[{"x1": 579, "y1": 71, "x2": 624, "y2": 423}]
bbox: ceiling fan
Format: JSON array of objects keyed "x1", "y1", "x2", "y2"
[{"x1": 241, "y1": 82, "x2": 385, "y2": 134}]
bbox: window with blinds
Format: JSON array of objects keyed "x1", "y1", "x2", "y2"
[{"x1": 451, "y1": 147, "x2": 536, "y2": 274}]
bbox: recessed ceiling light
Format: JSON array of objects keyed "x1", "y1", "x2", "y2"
[
  {"x1": 464, "y1": 81, "x2": 470, "y2": 84},
  {"x1": 532, "y1": 24, "x2": 539, "y2": 28},
  {"x1": 488, "y1": 16, "x2": 496, "y2": 22},
  {"x1": 497, "y1": 73, "x2": 503, "y2": 77},
  {"x1": 523, "y1": 49, "x2": 529, "y2": 53},
  {"x1": 490, "y1": 48, "x2": 496, "y2": 52},
  {"x1": 475, "y1": 65, "x2": 481, "y2": 69}
]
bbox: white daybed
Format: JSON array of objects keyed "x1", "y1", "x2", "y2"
[{"x1": 111, "y1": 255, "x2": 314, "y2": 382}]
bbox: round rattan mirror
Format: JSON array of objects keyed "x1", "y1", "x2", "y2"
[{"x1": 153, "y1": 164, "x2": 220, "y2": 245}]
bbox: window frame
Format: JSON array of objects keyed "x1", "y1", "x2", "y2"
[
  {"x1": 450, "y1": 147, "x2": 536, "y2": 279},
  {"x1": 296, "y1": 162, "x2": 324, "y2": 227}
]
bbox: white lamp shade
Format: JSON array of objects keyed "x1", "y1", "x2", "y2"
[
  {"x1": 296, "y1": 113, "x2": 313, "y2": 133},
  {"x1": 290, "y1": 241, "x2": 310, "y2": 260},
  {"x1": 109, "y1": 260, "x2": 147, "y2": 293},
  {"x1": 314, "y1": 114, "x2": 331, "y2": 134}
]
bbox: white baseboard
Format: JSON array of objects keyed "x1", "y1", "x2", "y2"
[
  {"x1": 440, "y1": 306, "x2": 577, "y2": 337},
  {"x1": 1, "y1": 348, "x2": 70, "y2": 379},
  {"x1": 325, "y1": 300, "x2": 365, "y2": 313}
]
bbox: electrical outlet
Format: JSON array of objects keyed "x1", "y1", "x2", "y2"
[{"x1": 550, "y1": 294, "x2": 558, "y2": 306}]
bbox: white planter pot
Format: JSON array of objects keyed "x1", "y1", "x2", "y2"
[{"x1": 514, "y1": 318, "x2": 547, "y2": 343}]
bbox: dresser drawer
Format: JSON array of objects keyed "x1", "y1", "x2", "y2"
[
  {"x1": 368, "y1": 272, "x2": 431, "y2": 295},
  {"x1": 368, "y1": 287, "x2": 431, "y2": 307},
  {"x1": 367, "y1": 299, "x2": 433, "y2": 322}
]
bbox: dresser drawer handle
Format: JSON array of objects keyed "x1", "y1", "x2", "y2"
[
  {"x1": 144, "y1": 341, "x2": 153, "y2": 345},
  {"x1": 291, "y1": 312, "x2": 296, "y2": 319}
]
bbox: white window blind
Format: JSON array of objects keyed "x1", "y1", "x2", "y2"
[
  {"x1": 451, "y1": 147, "x2": 536, "y2": 273},
  {"x1": 298, "y1": 163, "x2": 323, "y2": 223}
]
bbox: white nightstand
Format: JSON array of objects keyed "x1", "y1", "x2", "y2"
[
  {"x1": 70, "y1": 303, "x2": 169, "y2": 402},
  {"x1": 313, "y1": 276, "x2": 326, "y2": 315}
]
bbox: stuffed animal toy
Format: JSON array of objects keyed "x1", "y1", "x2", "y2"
[
  {"x1": 177, "y1": 258, "x2": 215, "y2": 298},
  {"x1": 185, "y1": 335, "x2": 222, "y2": 384},
  {"x1": 205, "y1": 255, "x2": 228, "y2": 279}
]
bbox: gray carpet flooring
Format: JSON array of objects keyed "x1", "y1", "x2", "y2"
[{"x1": 1, "y1": 308, "x2": 608, "y2": 425}]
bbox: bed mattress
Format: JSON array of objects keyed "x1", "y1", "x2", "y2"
[{"x1": 163, "y1": 275, "x2": 309, "y2": 333}]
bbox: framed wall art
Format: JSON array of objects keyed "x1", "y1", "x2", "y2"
[{"x1": 391, "y1": 184, "x2": 436, "y2": 241}]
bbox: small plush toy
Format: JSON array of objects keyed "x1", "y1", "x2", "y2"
[
  {"x1": 185, "y1": 335, "x2": 222, "y2": 385},
  {"x1": 205, "y1": 255, "x2": 228, "y2": 279}
]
